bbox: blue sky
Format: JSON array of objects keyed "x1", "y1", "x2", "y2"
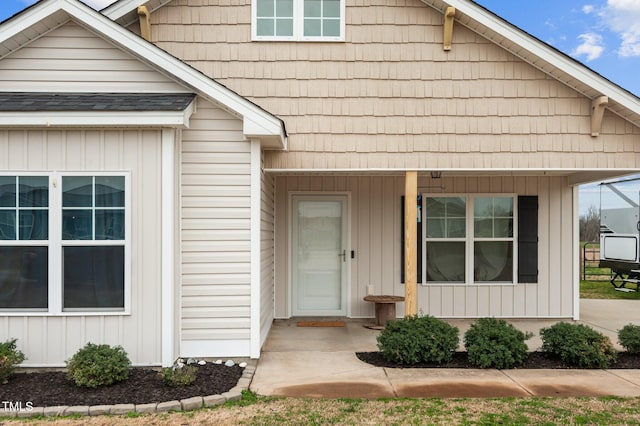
[{"x1": 1, "y1": 0, "x2": 638, "y2": 213}]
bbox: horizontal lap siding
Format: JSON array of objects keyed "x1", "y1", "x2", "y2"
[
  {"x1": 274, "y1": 175, "x2": 574, "y2": 318},
  {"x1": 0, "y1": 22, "x2": 184, "y2": 92},
  {"x1": 0, "y1": 129, "x2": 162, "y2": 365},
  {"x1": 150, "y1": 1, "x2": 640, "y2": 170},
  {"x1": 180, "y1": 99, "x2": 252, "y2": 343}
]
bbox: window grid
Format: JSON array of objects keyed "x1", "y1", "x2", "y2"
[{"x1": 253, "y1": 0, "x2": 344, "y2": 41}]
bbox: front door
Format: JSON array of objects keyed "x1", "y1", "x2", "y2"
[{"x1": 292, "y1": 195, "x2": 347, "y2": 316}]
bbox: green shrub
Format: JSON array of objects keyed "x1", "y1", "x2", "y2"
[
  {"x1": 377, "y1": 315, "x2": 459, "y2": 365},
  {"x1": 0, "y1": 339, "x2": 26, "y2": 383},
  {"x1": 540, "y1": 322, "x2": 616, "y2": 368},
  {"x1": 66, "y1": 343, "x2": 131, "y2": 388},
  {"x1": 618, "y1": 324, "x2": 640, "y2": 354},
  {"x1": 464, "y1": 318, "x2": 532, "y2": 369},
  {"x1": 161, "y1": 365, "x2": 198, "y2": 387}
]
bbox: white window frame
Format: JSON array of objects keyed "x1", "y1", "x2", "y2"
[
  {"x1": 422, "y1": 193, "x2": 518, "y2": 286},
  {"x1": 0, "y1": 171, "x2": 131, "y2": 315},
  {"x1": 252, "y1": 0, "x2": 346, "y2": 41}
]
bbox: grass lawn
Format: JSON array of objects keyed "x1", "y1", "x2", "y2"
[
  {"x1": 15, "y1": 394, "x2": 640, "y2": 425},
  {"x1": 581, "y1": 280, "x2": 640, "y2": 300}
]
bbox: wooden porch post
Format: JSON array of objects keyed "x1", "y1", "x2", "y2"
[{"x1": 404, "y1": 171, "x2": 418, "y2": 316}]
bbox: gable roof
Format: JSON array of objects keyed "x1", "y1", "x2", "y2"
[
  {"x1": 102, "y1": 0, "x2": 640, "y2": 128},
  {"x1": 0, "y1": 0, "x2": 286, "y2": 149}
]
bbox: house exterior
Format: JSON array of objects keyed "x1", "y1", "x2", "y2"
[{"x1": 0, "y1": 0, "x2": 639, "y2": 366}]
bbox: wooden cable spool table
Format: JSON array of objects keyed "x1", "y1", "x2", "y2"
[{"x1": 363, "y1": 295, "x2": 405, "y2": 329}]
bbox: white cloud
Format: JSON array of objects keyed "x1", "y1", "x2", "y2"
[
  {"x1": 601, "y1": 0, "x2": 640, "y2": 57},
  {"x1": 572, "y1": 33, "x2": 605, "y2": 61},
  {"x1": 582, "y1": 4, "x2": 595, "y2": 14}
]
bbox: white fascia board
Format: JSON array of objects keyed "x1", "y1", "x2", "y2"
[
  {"x1": 437, "y1": 0, "x2": 640, "y2": 116},
  {"x1": 0, "y1": 0, "x2": 69, "y2": 43},
  {"x1": 0, "y1": 110, "x2": 191, "y2": 127},
  {"x1": 101, "y1": 0, "x2": 149, "y2": 20}
]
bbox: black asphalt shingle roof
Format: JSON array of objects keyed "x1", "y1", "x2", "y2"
[{"x1": 0, "y1": 93, "x2": 196, "y2": 111}]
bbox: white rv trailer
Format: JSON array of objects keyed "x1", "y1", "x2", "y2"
[{"x1": 599, "y1": 178, "x2": 640, "y2": 289}]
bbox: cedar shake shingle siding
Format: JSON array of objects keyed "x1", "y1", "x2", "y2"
[{"x1": 149, "y1": 0, "x2": 640, "y2": 171}]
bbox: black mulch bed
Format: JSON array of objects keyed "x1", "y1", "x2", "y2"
[
  {"x1": 0, "y1": 363, "x2": 243, "y2": 407},
  {"x1": 357, "y1": 351, "x2": 640, "y2": 369}
]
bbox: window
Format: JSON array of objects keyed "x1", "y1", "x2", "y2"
[
  {"x1": 253, "y1": 0, "x2": 344, "y2": 40},
  {"x1": 423, "y1": 195, "x2": 515, "y2": 284},
  {"x1": 0, "y1": 173, "x2": 129, "y2": 313},
  {"x1": 0, "y1": 176, "x2": 49, "y2": 309}
]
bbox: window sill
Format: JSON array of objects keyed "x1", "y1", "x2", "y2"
[
  {"x1": 251, "y1": 36, "x2": 345, "y2": 42},
  {"x1": 0, "y1": 311, "x2": 131, "y2": 317}
]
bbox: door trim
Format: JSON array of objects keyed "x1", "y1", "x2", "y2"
[{"x1": 288, "y1": 192, "x2": 351, "y2": 317}]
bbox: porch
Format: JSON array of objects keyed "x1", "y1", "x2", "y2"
[{"x1": 250, "y1": 299, "x2": 640, "y2": 398}]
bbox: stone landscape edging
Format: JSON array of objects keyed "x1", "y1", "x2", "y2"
[{"x1": 5, "y1": 360, "x2": 257, "y2": 419}]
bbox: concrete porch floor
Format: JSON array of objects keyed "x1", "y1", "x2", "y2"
[{"x1": 250, "y1": 299, "x2": 640, "y2": 398}]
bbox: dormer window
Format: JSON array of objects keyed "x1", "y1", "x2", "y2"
[{"x1": 253, "y1": 0, "x2": 345, "y2": 41}]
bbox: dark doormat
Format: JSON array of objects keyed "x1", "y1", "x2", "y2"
[{"x1": 297, "y1": 321, "x2": 346, "y2": 327}]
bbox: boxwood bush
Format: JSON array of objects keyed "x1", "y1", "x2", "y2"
[
  {"x1": 66, "y1": 343, "x2": 131, "y2": 388},
  {"x1": 0, "y1": 338, "x2": 26, "y2": 383},
  {"x1": 377, "y1": 315, "x2": 459, "y2": 365},
  {"x1": 161, "y1": 365, "x2": 198, "y2": 387},
  {"x1": 540, "y1": 322, "x2": 616, "y2": 368},
  {"x1": 464, "y1": 318, "x2": 532, "y2": 369},
  {"x1": 618, "y1": 323, "x2": 640, "y2": 354}
]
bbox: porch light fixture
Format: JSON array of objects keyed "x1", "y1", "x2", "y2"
[{"x1": 430, "y1": 171, "x2": 442, "y2": 179}]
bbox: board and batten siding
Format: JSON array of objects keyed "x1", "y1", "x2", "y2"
[
  {"x1": 180, "y1": 98, "x2": 254, "y2": 356},
  {"x1": 149, "y1": 0, "x2": 640, "y2": 171},
  {"x1": 0, "y1": 129, "x2": 162, "y2": 366},
  {"x1": 0, "y1": 21, "x2": 185, "y2": 93},
  {"x1": 274, "y1": 175, "x2": 574, "y2": 319}
]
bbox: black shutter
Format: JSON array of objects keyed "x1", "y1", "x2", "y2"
[
  {"x1": 400, "y1": 195, "x2": 422, "y2": 283},
  {"x1": 518, "y1": 195, "x2": 538, "y2": 283}
]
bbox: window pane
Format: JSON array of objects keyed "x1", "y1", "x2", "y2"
[
  {"x1": 275, "y1": 0, "x2": 293, "y2": 16},
  {"x1": 0, "y1": 177, "x2": 16, "y2": 207},
  {"x1": 494, "y1": 197, "x2": 513, "y2": 217},
  {"x1": 63, "y1": 176, "x2": 93, "y2": 207},
  {"x1": 0, "y1": 246, "x2": 47, "y2": 309},
  {"x1": 324, "y1": 0, "x2": 340, "y2": 17},
  {"x1": 0, "y1": 211, "x2": 16, "y2": 240},
  {"x1": 474, "y1": 218, "x2": 493, "y2": 238},
  {"x1": 426, "y1": 197, "x2": 446, "y2": 218},
  {"x1": 62, "y1": 209, "x2": 92, "y2": 240},
  {"x1": 304, "y1": 19, "x2": 321, "y2": 36},
  {"x1": 257, "y1": 18, "x2": 275, "y2": 36},
  {"x1": 447, "y1": 218, "x2": 466, "y2": 238},
  {"x1": 257, "y1": 0, "x2": 274, "y2": 17},
  {"x1": 18, "y1": 176, "x2": 48, "y2": 208},
  {"x1": 474, "y1": 197, "x2": 493, "y2": 218},
  {"x1": 276, "y1": 18, "x2": 293, "y2": 36},
  {"x1": 63, "y1": 246, "x2": 124, "y2": 309},
  {"x1": 474, "y1": 241, "x2": 513, "y2": 282},
  {"x1": 447, "y1": 197, "x2": 466, "y2": 217},
  {"x1": 426, "y1": 218, "x2": 444, "y2": 238},
  {"x1": 95, "y1": 210, "x2": 125, "y2": 240},
  {"x1": 426, "y1": 242, "x2": 465, "y2": 282},
  {"x1": 95, "y1": 177, "x2": 124, "y2": 208},
  {"x1": 494, "y1": 218, "x2": 513, "y2": 238},
  {"x1": 19, "y1": 210, "x2": 48, "y2": 240},
  {"x1": 323, "y1": 18, "x2": 340, "y2": 36},
  {"x1": 304, "y1": 0, "x2": 321, "y2": 17}
]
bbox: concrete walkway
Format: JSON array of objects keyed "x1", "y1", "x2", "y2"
[{"x1": 250, "y1": 300, "x2": 640, "y2": 398}]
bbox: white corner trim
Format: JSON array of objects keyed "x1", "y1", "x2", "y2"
[
  {"x1": 250, "y1": 140, "x2": 262, "y2": 359},
  {"x1": 572, "y1": 186, "x2": 580, "y2": 321},
  {"x1": 0, "y1": 111, "x2": 192, "y2": 128},
  {"x1": 161, "y1": 129, "x2": 176, "y2": 367}
]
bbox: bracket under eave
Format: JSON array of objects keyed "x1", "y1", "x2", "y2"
[
  {"x1": 443, "y1": 6, "x2": 456, "y2": 51},
  {"x1": 591, "y1": 95, "x2": 608, "y2": 137},
  {"x1": 137, "y1": 6, "x2": 151, "y2": 41}
]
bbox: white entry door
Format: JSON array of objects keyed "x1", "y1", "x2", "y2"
[{"x1": 292, "y1": 195, "x2": 348, "y2": 316}]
